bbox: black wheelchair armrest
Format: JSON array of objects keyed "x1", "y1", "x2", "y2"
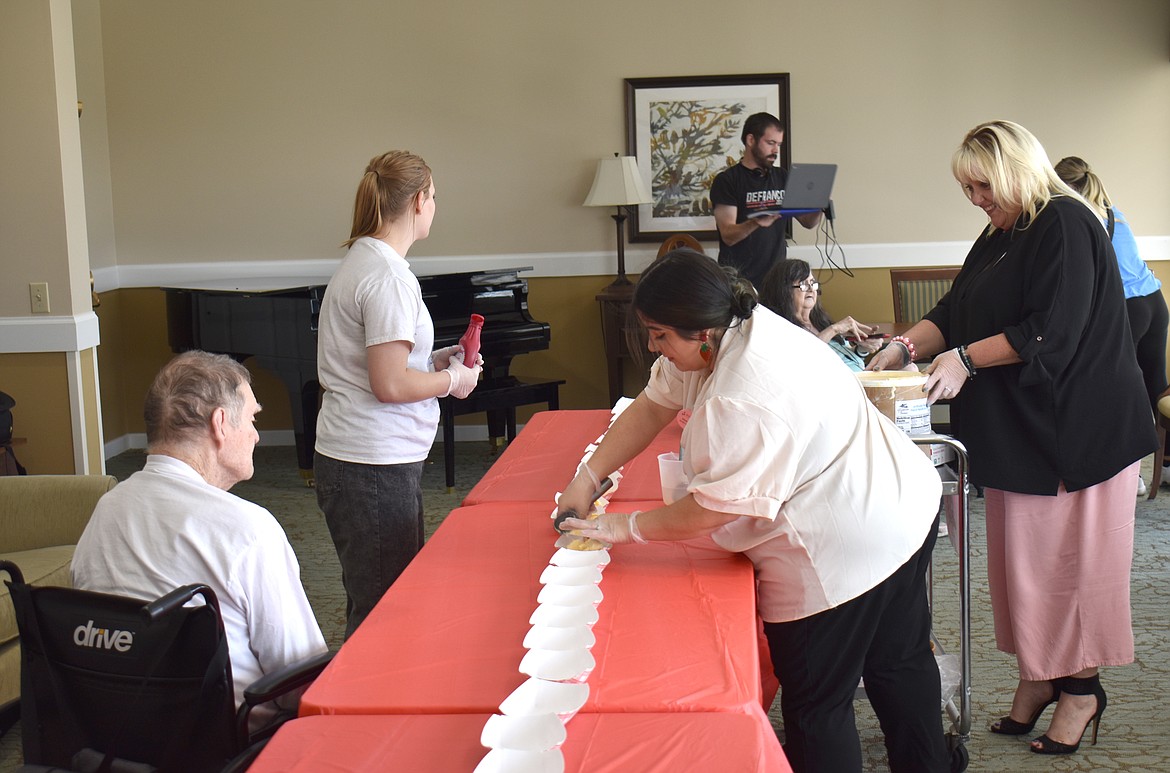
[
  {"x1": 236, "y1": 650, "x2": 335, "y2": 743},
  {"x1": 244, "y1": 650, "x2": 334, "y2": 704},
  {"x1": 140, "y1": 583, "x2": 215, "y2": 620}
]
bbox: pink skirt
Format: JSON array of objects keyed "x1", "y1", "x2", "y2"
[{"x1": 984, "y1": 462, "x2": 1137, "y2": 681}]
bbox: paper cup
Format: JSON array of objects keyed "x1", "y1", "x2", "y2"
[{"x1": 658, "y1": 451, "x2": 688, "y2": 505}]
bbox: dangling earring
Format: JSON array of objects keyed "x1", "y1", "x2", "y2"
[{"x1": 699, "y1": 332, "x2": 712, "y2": 363}]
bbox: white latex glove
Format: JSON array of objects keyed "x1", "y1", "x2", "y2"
[
  {"x1": 444, "y1": 352, "x2": 482, "y2": 399},
  {"x1": 922, "y1": 348, "x2": 969, "y2": 404},
  {"x1": 555, "y1": 463, "x2": 602, "y2": 523},
  {"x1": 866, "y1": 342, "x2": 908, "y2": 372},
  {"x1": 431, "y1": 344, "x2": 462, "y2": 371},
  {"x1": 560, "y1": 512, "x2": 647, "y2": 545}
]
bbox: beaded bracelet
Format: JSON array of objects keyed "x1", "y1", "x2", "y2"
[
  {"x1": 957, "y1": 345, "x2": 977, "y2": 377},
  {"x1": 891, "y1": 335, "x2": 916, "y2": 365}
]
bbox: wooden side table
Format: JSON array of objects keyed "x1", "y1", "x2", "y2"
[{"x1": 596, "y1": 283, "x2": 650, "y2": 406}]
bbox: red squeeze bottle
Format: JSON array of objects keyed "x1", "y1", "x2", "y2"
[{"x1": 459, "y1": 314, "x2": 484, "y2": 366}]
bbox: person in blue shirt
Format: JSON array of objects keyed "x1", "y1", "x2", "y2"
[{"x1": 1056, "y1": 156, "x2": 1167, "y2": 493}]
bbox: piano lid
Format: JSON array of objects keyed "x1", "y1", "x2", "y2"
[
  {"x1": 162, "y1": 277, "x2": 330, "y2": 294},
  {"x1": 163, "y1": 266, "x2": 536, "y2": 295}
]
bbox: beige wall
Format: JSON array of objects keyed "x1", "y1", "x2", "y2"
[
  {"x1": 88, "y1": 0, "x2": 1169, "y2": 267},
  {"x1": 4, "y1": 0, "x2": 1169, "y2": 463},
  {"x1": 1, "y1": 1, "x2": 105, "y2": 473},
  {"x1": 0, "y1": 352, "x2": 75, "y2": 472}
]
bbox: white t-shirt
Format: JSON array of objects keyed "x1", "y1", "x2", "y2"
[
  {"x1": 315, "y1": 237, "x2": 438, "y2": 464},
  {"x1": 72, "y1": 455, "x2": 328, "y2": 711},
  {"x1": 643, "y1": 308, "x2": 941, "y2": 623}
]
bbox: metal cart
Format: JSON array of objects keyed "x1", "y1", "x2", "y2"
[
  {"x1": 916, "y1": 433, "x2": 972, "y2": 763},
  {"x1": 852, "y1": 433, "x2": 971, "y2": 768}
]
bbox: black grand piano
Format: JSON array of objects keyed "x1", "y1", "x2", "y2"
[{"x1": 164, "y1": 266, "x2": 562, "y2": 487}]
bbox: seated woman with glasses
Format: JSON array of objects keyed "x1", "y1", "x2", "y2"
[{"x1": 759, "y1": 259, "x2": 886, "y2": 371}]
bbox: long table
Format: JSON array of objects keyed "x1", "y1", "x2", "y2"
[
  {"x1": 462, "y1": 408, "x2": 682, "y2": 505},
  {"x1": 279, "y1": 409, "x2": 788, "y2": 770},
  {"x1": 298, "y1": 501, "x2": 766, "y2": 718},
  {"x1": 249, "y1": 713, "x2": 791, "y2": 772}
]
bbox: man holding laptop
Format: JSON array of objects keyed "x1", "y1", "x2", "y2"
[{"x1": 710, "y1": 112, "x2": 830, "y2": 288}]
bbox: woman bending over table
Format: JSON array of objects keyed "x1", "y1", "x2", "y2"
[
  {"x1": 868, "y1": 121, "x2": 1154, "y2": 756},
  {"x1": 558, "y1": 249, "x2": 963, "y2": 773}
]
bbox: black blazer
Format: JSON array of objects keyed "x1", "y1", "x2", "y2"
[{"x1": 925, "y1": 196, "x2": 1155, "y2": 494}]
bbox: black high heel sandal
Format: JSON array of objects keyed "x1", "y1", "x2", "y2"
[
  {"x1": 989, "y1": 680, "x2": 1060, "y2": 735},
  {"x1": 1031, "y1": 674, "x2": 1108, "y2": 755}
]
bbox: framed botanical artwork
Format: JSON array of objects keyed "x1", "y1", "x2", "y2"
[{"x1": 624, "y1": 73, "x2": 791, "y2": 243}]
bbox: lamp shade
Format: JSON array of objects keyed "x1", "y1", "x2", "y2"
[{"x1": 583, "y1": 154, "x2": 652, "y2": 207}]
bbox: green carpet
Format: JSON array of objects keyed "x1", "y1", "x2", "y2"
[{"x1": 3, "y1": 444, "x2": 1169, "y2": 772}]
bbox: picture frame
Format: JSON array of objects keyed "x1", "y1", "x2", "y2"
[{"x1": 624, "y1": 73, "x2": 791, "y2": 243}]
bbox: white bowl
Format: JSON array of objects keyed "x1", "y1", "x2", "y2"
[
  {"x1": 473, "y1": 748, "x2": 564, "y2": 773},
  {"x1": 554, "y1": 533, "x2": 610, "y2": 551},
  {"x1": 523, "y1": 624, "x2": 595, "y2": 651},
  {"x1": 539, "y1": 565, "x2": 602, "y2": 586},
  {"x1": 528, "y1": 603, "x2": 599, "y2": 627},
  {"x1": 550, "y1": 547, "x2": 611, "y2": 568},
  {"x1": 480, "y1": 713, "x2": 567, "y2": 752},
  {"x1": 536, "y1": 583, "x2": 603, "y2": 606},
  {"x1": 519, "y1": 647, "x2": 595, "y2": 682},
  {"x1": 499, "y1": 677, "x2": 589, "y2": 718}
]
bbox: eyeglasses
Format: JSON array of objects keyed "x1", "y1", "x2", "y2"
[{"x1": 792, "y1": 280, "x2": 820, "y2": 292}]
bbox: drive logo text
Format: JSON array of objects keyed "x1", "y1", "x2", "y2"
[{"x1": 73, "y1": 620, "x2": 134, "y2": 652}]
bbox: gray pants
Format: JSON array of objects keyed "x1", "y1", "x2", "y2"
[{"x1": 314, "y1": 452, "x2": 425, "y2": 640}]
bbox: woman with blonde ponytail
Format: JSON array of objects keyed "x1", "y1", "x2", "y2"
[
  {"x1": 315, "y1": 151, "x2": 483, "y2": 639},
  {"x1": 1056, "y1": 156, "x2": 1168, "y2": 493}
]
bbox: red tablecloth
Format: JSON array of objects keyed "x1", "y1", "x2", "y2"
[
  {"x1": 250, "y1": 713, "x2": 791, "y2": 772},
  {"x1": 462, "y1": 409, "x2": 683, "y2": 505},
  {"x1": 299, "y1": 500, "x2": 765, "y2": 718}
]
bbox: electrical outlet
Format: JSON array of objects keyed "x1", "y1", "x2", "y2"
[{"x1": 30, "y1": 282, "x2": 51, "y2": 314}]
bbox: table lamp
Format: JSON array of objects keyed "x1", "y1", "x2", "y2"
[{"x1": 584, "y1": 153, "x2": 652, "y2": 287}]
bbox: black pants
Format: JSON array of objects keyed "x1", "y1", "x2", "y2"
[
  {"x1": 1126, "y1": 290, "x2": 1170, "y2": 408},
  {"x1": 765, "y1": 519, "x2": 948, "y2": 773},
  {"x1": 314, "y1": 452, "x2": 426, "y2": 640}
]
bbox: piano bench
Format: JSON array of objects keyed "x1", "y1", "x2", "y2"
[{"x1": 439, "y1": 378, "x2": 565, "y2": 490}]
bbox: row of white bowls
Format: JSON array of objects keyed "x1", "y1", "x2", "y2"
[{"x1": 474, "y1": 413, "x2": 626, "y2": 772}]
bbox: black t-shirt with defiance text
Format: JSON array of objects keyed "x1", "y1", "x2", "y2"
[{"x1": 709, "y1": 163, "x2": 790, "y2": 288}]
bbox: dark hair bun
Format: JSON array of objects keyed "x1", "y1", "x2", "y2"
[{"x1": 728, "y1": 275, "x2": 759, "y2": 321}]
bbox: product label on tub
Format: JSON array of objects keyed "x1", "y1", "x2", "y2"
[{"x1": 895, "y1": 397, "x2": 931, "y2": 435}]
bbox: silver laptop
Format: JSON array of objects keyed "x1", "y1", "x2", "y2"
[{"x1": 747, "y1": 163, "x2": 837, "y2": 217}]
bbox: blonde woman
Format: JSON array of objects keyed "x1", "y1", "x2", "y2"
[{"x1": 870, "y1": 121, "x2": 1154, "y2": 756}]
